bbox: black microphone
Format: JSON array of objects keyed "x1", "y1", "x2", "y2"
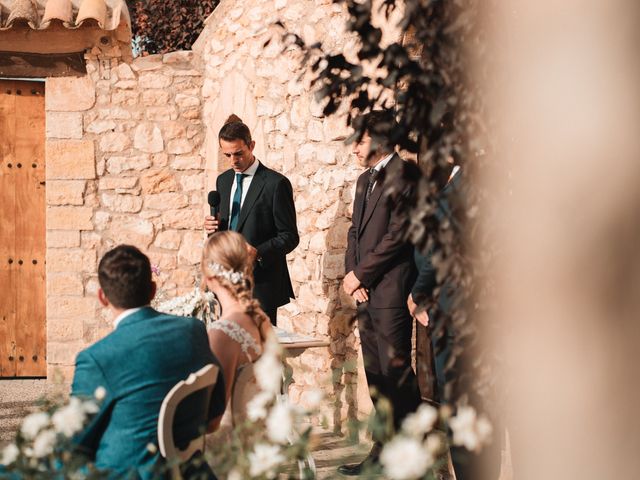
[{"x1": 208, "y1": 191, "x2": 221, "y2": 218}]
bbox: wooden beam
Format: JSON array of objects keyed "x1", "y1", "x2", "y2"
[{"x1": 0, "y1": 51, "x2": 86, "y2": 78}]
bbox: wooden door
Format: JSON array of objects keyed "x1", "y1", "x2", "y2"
[{"x1": 0, "y1": 80, "x2": 46, "y2": 377}]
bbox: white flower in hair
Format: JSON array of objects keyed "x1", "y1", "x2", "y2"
[{"x1": 207, "y1": 262, "x2": 244, "y2": 284}]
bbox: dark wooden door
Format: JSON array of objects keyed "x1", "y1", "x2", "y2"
[{"x1": 0, "y1": 80, "x2": 46, "y2": 377}]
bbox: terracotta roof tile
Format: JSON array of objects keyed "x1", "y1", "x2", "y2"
[{"x1": 0, "y1": 0, "x2": 130, "y2": 32}]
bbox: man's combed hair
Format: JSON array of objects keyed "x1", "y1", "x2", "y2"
[
  {"x1": 218, "y1": 114, "x2": 252, "y2": 146},
  {"x1": 98, "y1": 245, "x2": 153, "y2": 309}
]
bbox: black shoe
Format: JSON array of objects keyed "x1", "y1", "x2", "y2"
[{"x1": 337, "y1": 443, "x2": 382, "y2": 476}]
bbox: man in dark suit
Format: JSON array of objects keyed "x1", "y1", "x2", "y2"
[
  {"x1": 71, "y1": 245, "x2": 226, "y2": 479},
  {"x1": 204, "y1": 115, "x2": 299, "y2": 325},
  {"x1": 338, "y1": 112, "x2": 421, "y2": 476}
]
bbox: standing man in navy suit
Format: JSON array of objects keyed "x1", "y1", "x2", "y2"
[
  {"x1": 204, "y1": 115, "x2": 299, "y2": 325},
  {"x1": 71, "y1": 245, "x2": 226, "y2": 479}
]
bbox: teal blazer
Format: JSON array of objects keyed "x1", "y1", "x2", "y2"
[{"x1": 71, "y1": 307, "x2": 225, "y2": 479}]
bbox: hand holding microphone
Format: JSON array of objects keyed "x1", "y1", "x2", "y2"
[{"x1": 204, "y1": 191, "x2": 221, "y2": 235}]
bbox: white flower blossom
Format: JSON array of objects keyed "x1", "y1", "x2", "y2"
[
  {"x1": 20, "y1": 412, "x2": 50, "y2": 440},
  {"x1": 247, "y1": 391, "x2": 273, "y2": 421},
  {"x1": 227, "y1": 468, "x2": 242, "y2": 480},
  {"x1": 1, "y1": 443, "x2": 19, "y2": 465},
  {"x1": 94, "y1": 386, "x2": 107, "y2": 401},
  {"x1": 248, "y1": 443, "x2": 285, "y2": 479},
  {"x1": 31, "y1": 429, "x2": 57, "y2": 458},
  {"x1": 52, "y1": 398, "x2": 87, "y2": 437},
  {"x1": 254, "y1": 340, "x2": 283, "y2": 394},
  {"x1": 449, "y1": 405, "x2": 493, "y2": 452},
  {"x1": 425, "y1": 433, "x2": 443, "y2": 455},
  {"x1": 380, "y1": 436, "x2": 433, "y2": 480},
  {"x1": 305, "y1": 389, "x2": 324, "y2": 410},
  {"x1": 401, "y1": 403, "x2": 438, "y2": 438},
  {"x1": 266, "y1": 400, "x2": 293, "y2": 444}
]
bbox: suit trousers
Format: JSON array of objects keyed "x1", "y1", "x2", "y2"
[{"x1": 357, "y1": 302, "x2": 421, "y2": 432}]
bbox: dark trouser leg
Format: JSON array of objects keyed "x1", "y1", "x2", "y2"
[
  {"x1": 264, "y1": 308, "x2": 277, "y2": 326},
  {"x1": 362, "y1": 305, "x2": 421, "y2": 431},
  {"x1": 356, "y1": 303, "x2": 385, "y2": 408},
  {"x1": 416, "y1": 320, "x2": 439, "y2": 403}
]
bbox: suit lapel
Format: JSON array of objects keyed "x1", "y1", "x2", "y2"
[
  {"x1": 236, "y1": 163, "x2": 266, "y2": 232},
  {"x1": 218, "y1": 171, "x2": 233, "y2": 228},
  {"x1": 357, "y1": 154, "x2": 400, "y2": 235}
]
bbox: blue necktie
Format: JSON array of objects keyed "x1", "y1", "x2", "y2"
[{"x1": 229, "y1": 173, "x2": 245, "y2": 231}]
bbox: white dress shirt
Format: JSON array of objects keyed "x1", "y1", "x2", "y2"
[
  {"x1": 370, "y1": 153, "x2": 394, "y2": 191},
  {"x1": 229, "y1": 158, "x2": 260, "y2": 210},
  {"x1": 113, "y1": 307, "x2": 144, "y2": 329}
]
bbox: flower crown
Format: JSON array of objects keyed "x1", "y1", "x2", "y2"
[{"x1": 207, "y1": 262, "x2": 244, "y2": 284}]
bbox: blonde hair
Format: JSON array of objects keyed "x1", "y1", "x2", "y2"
[{"x1": 201, "y1": 231, "x2": 270, "y2": 341}]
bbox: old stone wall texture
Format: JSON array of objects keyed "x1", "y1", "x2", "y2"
[{"x1": 45, "y1": 49, "x2": 206, "y2": 382}]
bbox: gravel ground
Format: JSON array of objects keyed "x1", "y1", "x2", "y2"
[{"x1": 0, "y1": 379, "x2": 47, "y2": 446}]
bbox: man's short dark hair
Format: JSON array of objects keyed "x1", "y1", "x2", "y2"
[
  {"x1": 218, "y1": 114, "x2": 252, "y2": 146},
  {"x1": 98, "y1": 245, "x2": 153, "y2": 309},
  {"x1": 360, "y1": 109, "x2": 398, "y2": 153}
]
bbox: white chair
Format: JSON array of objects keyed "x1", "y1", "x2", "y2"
[{"x1": 158, "y1": 364, "x2": 220, "y2": 478}]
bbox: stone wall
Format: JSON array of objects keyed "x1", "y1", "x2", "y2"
[
  {"x1": 45, "y1": 50, "x2": 206, "y2": 382},
  {"x1": 194, "y1": 0, "x2": 372, "y2": 429}
]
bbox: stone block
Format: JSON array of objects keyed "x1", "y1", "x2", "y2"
[
  {"x1": 101, "y1": 193, "x2": 143, "y2": 213},
  {"x1": 86, "y1": 119, "x2": 116, "y2": 134},
  {"x1": 308, "y1": 120, "x2": 325, "y2": 142},
  {"x1": 178, "y1": 231, "x2": 204, "y2": 265},
  {"x1": 46, "y1": 112, "x2": 83, "y2": 139},
  {"x1": 104, "y1": 216, "x2": 155, "y2": 249},
  {"x1": 162, "y1": 121, "x2": 186, "y2": 140},
  {"x1": 47, "y1": 364, "x2": 75, "y2": 384},
  {"x1": 98, "y1": 177, "x2": 138, "y2": 190},
  {"x1": 114, "y1": 80, "x2": 138, "y2": 90},
  {"x1": 47, "y1": 296, "x2": 95, "y2": 319},
  {"x1": 47, "y1": 230, "x2": 81, "y2": 248},
  {"x1": 171, "y1": 155, "x2": 202, "y2": 170},
  {"x1": 154, "y1": 230, "x2": 182, "y2": 250},
  {"x1": 48, "y1": 313, "x2": 84, "y2": 341},
  {"x1": 47, "y1": 274, "x2": 83, "y2": 296},
  {"x1": 47, "y1": 341, "x2": 85, "y2": 366},
  {"x1": 46, "y1": 76, "x2": 95, "y2": 112},
  {"x1": 167, "y1": 139, "x2": 193, "y2": 154},
  {"x1": 146, "y1": 106, "x2": 178, "y2": 121},
  {"x1": 99, "y1": 132, "x2": 130, "y2": 153},
  {"x1": 47, "y1": 248, "x2": 96, "y2": 273},
  {"x1": 141, "y1": 170, "x2": 179, "y2": 194},
  {"x1": 46, "y1": 140, "x2": 95, "y2": 180},
  {"x1": 322, "y1": 252, "x2": 345, "y2": 280},
  {"x1": 175, "y1": 94, "x2": 200, "y2": 109},
  {"x1": 116, "y1": 62, "x2": 136, "y2": 79},
  {"x1": 161, "y1": 209, "x2": 201, "y2": 230},
  {"x1": 141, "y1": 90, "x2": 171, "y2": 106},
  {"x1": 139, "y1": 73, "x2": 172, "y2": 89},
  {"x1": 47, "y1": 207, "x2": 94, "y2": 230},
  {"x1": 46, "y1": 180, "x2": 86, "y2": 206},
  {"x1": 106, "y1": 155, "x2": 152, "y2": 175},
  {"x1": 163, "y1": 51, "x2": 194, "y2": 64},
  {"x1": 179, "y1": 173, "x2": 203, "y2": 192},
  {"x1": 145, "y1": 193, "x2": 188, "y2": 210},
  {"x1": 134, "y1": 123, "x2": 164, "y2": 153},
  {"x1": 132, "y1": 55, "x2": 163, "y2": 72}
]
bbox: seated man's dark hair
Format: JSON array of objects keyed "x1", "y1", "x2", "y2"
[
  {"x1": 98, "y1": 245, "x2": 153, "y2": 309},
  {"x1": 218, "y1": 114, "x2": 252, "y2": 146}
]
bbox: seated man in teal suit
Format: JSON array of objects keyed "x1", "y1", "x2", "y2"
[{"x1": 71, "y1": 245, "x2": 226, "y2": 479}]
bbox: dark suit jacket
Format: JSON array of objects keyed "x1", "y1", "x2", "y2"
[
  {"x1": 71, "y1": 308, "x2": 226, "y2": 479},
  {"x1": 217, "y1": 161, "x2": 299, "y2": 311},
  {"x1": 345, "y1": 155, "x2": 416, "y2": 308}
]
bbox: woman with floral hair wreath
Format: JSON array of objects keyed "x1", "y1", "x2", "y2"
[{"x1": 201, "y1": 230, "x2": 274, "y2": 429}]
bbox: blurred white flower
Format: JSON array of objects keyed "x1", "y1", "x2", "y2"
[
  {"x1": 52, "y1": 398, "x2": 87, "y2": 437},
  {"x1": 94, "y1": 386, "x2": 107, "y2": 400},
  {"x1": 254, "y1": 340, "x2": 283, "y2": 394},
  {"x1": 1, "y1": 443, "x2": 19, "y2": 465},
  {"x1": 247, "y1": 391, "x2": 273, "y2": 421},
  {"x1": 21, "y1": 412, "x2": 50, "y2": 440},
  {"x1": 31, "y1": 429, "x2": 56, "y2": 458},
  {"x1": 82, "y1": 399, "x2": 99, "y2": 415},
  {"x1": 449, "y1": 405, "x2": 493, "y2": 452},
  {"x1": 147, "y1": 443, "x2": 158, "y2": 454},
  {"x1": 227, "y1": 468, "x2": 242, "y2": 480},
  {"x1": 401, "y1": 403, "x2": 438, "y2": 438},
  {"x1": 305, "y1": 389, "x2": 324, "y2": 410},
  {"x1": 266, "y1": 400, "x2": 293, "y2": 444},
  {"x1": 425, "y1": 433, "x2": 443, "y2": 454},
  {"x1": 248, "y1": 443, "x2": 285, "y2": 479},
  {"x1": 380, "y1": 436, "x2": 433, "y2": 479}
]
